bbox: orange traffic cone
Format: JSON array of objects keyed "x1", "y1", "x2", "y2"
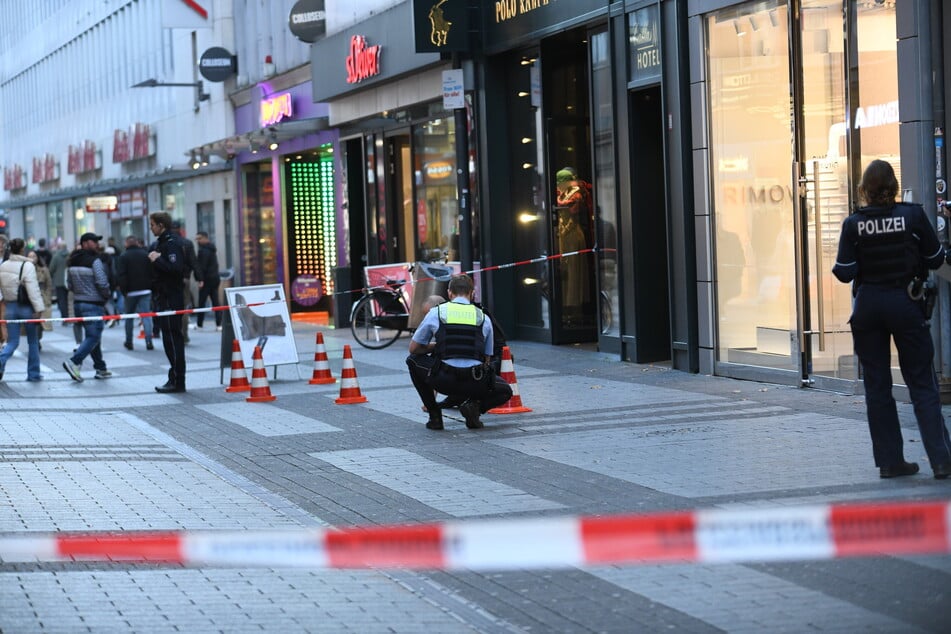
[
  {"x1": 137, "y1": 325, "x2": 145, "y2": 339},
  {"x1": 246, "y1": 345, "x2": 277, "y2": 402},
  {"x1": 334, "y1": 344, "x2": 368, "y2": 404},
  {"x1": 225, "y1": 339, "x2": 252, "y2": 393},
  {"x1": 308, "y1": 332, "x2": 336, "y2": 385},
  {"x1": 488, "y1": 346, "x2": 532, "y2": 414}
]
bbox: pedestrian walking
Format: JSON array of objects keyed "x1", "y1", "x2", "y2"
[
  {"x1": 116, "y1": 235, "x2": 154, "y2": 351},
  {"x1": 149, "y1": 212, "x2": 187, "y2": 393},
  {"x1": 27, "y1": 250, "x2": 53, "y2": 349},
  {"x1": 0, "y1": 238, "x2": 45, "y2": 381},
  {"x1": 194, "y1": 231, "x2": 221, "y2": 330},
  {"x1": 406, "y1": 274, "x2": 512, "y2": 430},
  {"x1": 63, "y1": 233, "x2": 113, "y2": 382},
  {"x1": 48, "y1": 238, "x2": 70, "y2": 322},
  {"x1": 832, "y1": 159, "x2": 951, "y2": 479}
]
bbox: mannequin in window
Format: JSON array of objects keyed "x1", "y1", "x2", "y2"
[{"x1": 554, "y1": 167, "x2": 592, "y2": 324}]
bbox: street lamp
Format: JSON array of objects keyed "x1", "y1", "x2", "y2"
[{"x1": 132, "y1": 78, "x2": 210, "y2": 112}]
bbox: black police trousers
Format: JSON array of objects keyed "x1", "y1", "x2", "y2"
[
  {"x1": 850, "y1": 285, "x2": 951, "y2": 469},
  {"x1": 406, "y1": 354, "x2": 512, "y2": 413}
]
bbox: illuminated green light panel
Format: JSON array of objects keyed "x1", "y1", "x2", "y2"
[{"x1": 291, "y1": 159, "x2": 337, "y2": 294}]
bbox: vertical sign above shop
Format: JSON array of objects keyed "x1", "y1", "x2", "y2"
[
  {"x1": 629, "y1": 4, "x2": 661, "y2": 85},
  {"x1": 412, "y1": 0, "x2": 472, "y2": 53}
]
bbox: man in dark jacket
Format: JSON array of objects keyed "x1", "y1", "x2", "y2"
[
  {"x1": 116, "y1": 235, "x2": 154, "y2": 351},
  {"x1": 63, "y1": 233, "x2": 113, "y2": 382},
  {"x1": 194, "y1": 231, "x2": 222, "y2": 329},
  {"x1": 149, "y1": 213, "x2": 187, "y2": 393}
]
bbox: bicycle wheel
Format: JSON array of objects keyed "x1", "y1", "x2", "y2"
[{"x1": 350, "y1": 291, "x2": 407, "y2": 349}]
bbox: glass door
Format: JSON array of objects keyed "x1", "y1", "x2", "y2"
[
  {"x1": 791, "y1": 0, "x2": 854, "y2": 389},
  {"x1": 708, "y1": 0, "x2": 899, "y2": 387}
]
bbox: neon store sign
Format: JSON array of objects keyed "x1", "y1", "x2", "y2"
[
  {"x1": 346, "y1": 35, "x2": 381, "y2": 84},
  {"x1": 260, "y1": 92, "x2": 293, "y2": 127}
]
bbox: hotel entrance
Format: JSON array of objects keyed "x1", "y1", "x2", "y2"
[{"x1": 707, "y1": 1, "x2": 900, "y2": 388}]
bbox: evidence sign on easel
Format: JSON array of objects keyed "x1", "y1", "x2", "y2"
[{"x1": 225, "y1": 284, "x2": 299, "y2": 371}]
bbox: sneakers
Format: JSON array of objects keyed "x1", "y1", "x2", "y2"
[
  {"x1": 215, "y1": 326, "x2": 222, "y2": 332},
  {"x1": 94, "y1": 369, "x2": 113, "y2": 379},
  {"x1": 459, "y1": 400, "x2": 484, "y2": 429},
  {"x1": 146, "y1": 341, "x2": 154, "y2": 350},
  {"x1": 63, "y1": 359, "x2": 83, "y2": 382},
  {"x1": 123, "y1": 342, "x2": 134, "y2": 350}
]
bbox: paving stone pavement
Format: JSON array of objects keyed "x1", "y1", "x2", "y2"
[{"x1": 0, "y1": 320, "x2": 949, "y2": 633}]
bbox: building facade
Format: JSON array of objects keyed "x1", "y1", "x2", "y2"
[{"x1": 0, "y1": 0, "x2": 236, "y2": 272}]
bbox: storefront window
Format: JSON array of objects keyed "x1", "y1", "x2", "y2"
[
  {"x1": 241, "y1": 163, "x2": 277, "y2": 285},
  {"x1": 854, "y1": 2, "x2": 899, "y2": 185},
  {"x1": 161, "y1": 182, "x2": 185, "y2": 224},
  {"x1": 708, "y1": 1, "x2": 795, "y2": 370},
  {"x1": 285, "y1": 146, "x2": 337, "y2": 313},
  {"x1": 72, "y1": 197, "x2": 91, "y2": 244},
  {"x1": 45, "y1": 201, "x2": 63, "y2": 243},
  {"x1": 507, "y1": 51, "x2": 549, "y2": 331},
  {"x1": 591, "y1": 29, "x2": 619, "y2": 339},
  {"x1": 413, "y1": 116, "x2": 456, "y2": 262}
]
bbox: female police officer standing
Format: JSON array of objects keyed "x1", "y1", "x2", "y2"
[{"x1": 833, "y1": 159, "x2": 951, "y2": 479}]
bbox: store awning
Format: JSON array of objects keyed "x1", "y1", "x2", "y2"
[{"x1": 187, "y1": 117, "x2": 329, "y2": 162}]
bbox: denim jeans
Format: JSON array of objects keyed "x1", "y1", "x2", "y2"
[
  {"x1": 71, "y1": 301, "x2": 107, "y2": 371},
  {"x1": 0, "y1": 301, "x2": 41, "y2": 379},
  {"x1": 123, "y1": 292, "x2": 153, "y2": 344}
]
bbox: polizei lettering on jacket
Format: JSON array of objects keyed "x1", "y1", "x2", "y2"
[{"x1": 857, "y1": 216, "x2": 905, "y2": 236}]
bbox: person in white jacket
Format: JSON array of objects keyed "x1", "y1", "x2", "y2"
[{"x1": 0, "y1": 237, "x2": 46, "y2": 381}]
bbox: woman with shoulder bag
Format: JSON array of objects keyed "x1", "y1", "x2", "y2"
[{"x1": 0, "y1": 238, "x2": 46, "y2": 381}]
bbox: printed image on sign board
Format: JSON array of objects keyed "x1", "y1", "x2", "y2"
[{"x1": 226, "y1": 284, "x2": 299, "y2": 369}]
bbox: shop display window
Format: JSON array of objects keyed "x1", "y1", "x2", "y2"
[{"x1": 241, "y1": 164, "x2": 277, "y2": 285}]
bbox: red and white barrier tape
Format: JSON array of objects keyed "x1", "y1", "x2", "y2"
[
  {"x1": 0, "y1": 301, "x2": 276, "y2": 326},
  {"x1": 1, "y1": 501, "x2": 948, "y2": 569},
  {"x1": 339, "y1": 247, "x2": 616, "y2": 297}
]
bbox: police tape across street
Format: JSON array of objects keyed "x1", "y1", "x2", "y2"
[
  {"x1": 0, "y1": 247, "x2": 616, "y2": 325},
  {"x1": 0, "y1": 499, "x2": 948, "y2": 570}
]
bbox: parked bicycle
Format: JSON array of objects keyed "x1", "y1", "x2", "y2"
[{"x1": 350, "y1": 273, "x2": 413, "y2": 349}]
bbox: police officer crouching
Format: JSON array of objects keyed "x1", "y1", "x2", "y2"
[
  {"x1": 407, "y1": 274, "x2": 513, "y2": 430},
  {"x1": 832, "y1": 159, "x2": 951, "y2": 479}
]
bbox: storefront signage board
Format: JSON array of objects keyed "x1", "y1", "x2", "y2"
[
  {"x1": 310, "y1": 1, "x2": 439, "y2": 102},
  {"x1": 345, "y1": 35, "x2": 381, "y2": 84},
  {"x1": 629, "y1": 4, "x2": 661, "y2": 85},
  {"x1": 289, "y1": 0, "x2": 326, "y2": 43},
  {"x1": 85, "y1": 195, "x2": 118, "y2": 213},
  {"x1": 260, "y1": 92, "x2": 294, "y2": 127},
  {"x1": 411, "y1": 0, "x2": 472, "y2": 53},
  {"x1": 199, "y1": 46, "x2": 236, "y2": 82},
  {"x1": 482, "y1": 0, "x2": 605, "y2": 52}
]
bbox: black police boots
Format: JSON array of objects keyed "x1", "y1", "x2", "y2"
[
  {"x1": 155, "y1": 381, "x2": 186, "y2": 394},
  {"x1": 426, "y1": 408, "x2": 444, "y2": 430}
]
